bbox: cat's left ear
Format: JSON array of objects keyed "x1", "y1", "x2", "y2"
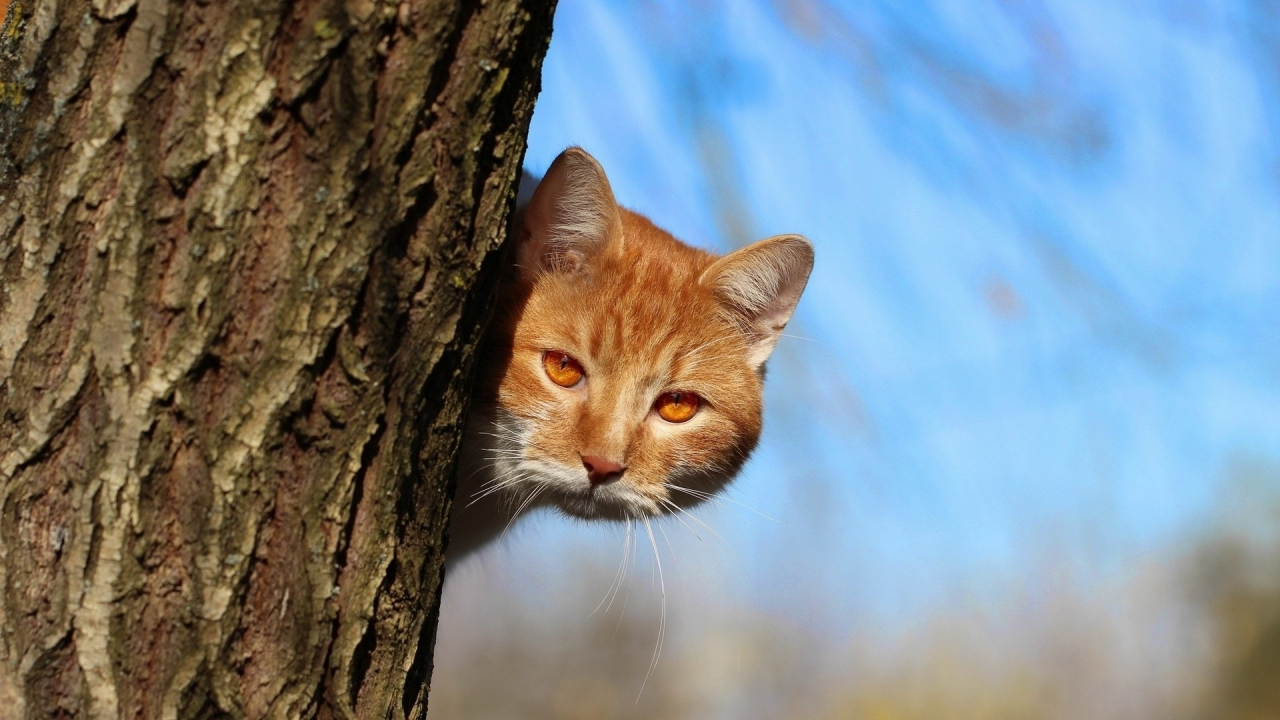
[{"x1": 701, "y1": 234, "x2": 814, "y2": 369}]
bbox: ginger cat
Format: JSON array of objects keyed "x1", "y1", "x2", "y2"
[{"x1": 448, "y1": 147, "x2": 813, "y2": 561}]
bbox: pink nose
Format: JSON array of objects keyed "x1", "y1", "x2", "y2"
[{"x1": 582, "y1": 455, "x2": 625, "y2": 486}]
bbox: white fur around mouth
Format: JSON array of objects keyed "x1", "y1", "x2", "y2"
[{"x1": 517, "y1": 459, "x2": 660, "y2": 520}]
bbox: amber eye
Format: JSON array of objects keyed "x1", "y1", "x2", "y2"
[
  {"x1": 543, "y1": 351, "x2": 585, "y2": 388},
  {"x1": 655, "y1": 391, "x2": 700, "y2": 423}
]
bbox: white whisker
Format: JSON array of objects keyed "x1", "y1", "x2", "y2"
[
  {"x1": 593, "y1": 519, "x2": 633, "y2": 617},
  {"x1": 612, "y1": 522, "x2": 639, "y2": 640},
  {"x1": 500, "y1": 485, "x2": 545, "y2": 541},
  {"x1": 656, "y1": 521, "x2": 681, "y2": 584},
  {"x1": 659, "y1": 498, "x2": 706, "y2": 543},
  {"x1": 637, "y1": 518, "x2": 666, "y2": 703},
  {"x1": 667, "y1": 484, "x2": 778, "y2": 523},
  {"x1": 467, "y1": 472, "x2": 530, "y2": 507}
]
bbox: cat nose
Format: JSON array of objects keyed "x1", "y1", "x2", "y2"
[{"x1": 581, "y1": 455, "x2": 625, "y2": 486}]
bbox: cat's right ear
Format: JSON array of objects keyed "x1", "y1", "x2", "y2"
[
  {"x1": 701, "y1": 234, "x2": 815, "y2": 369},
  {"x1": 518, "y1": 147, "x2": 622, "y2": 278}
]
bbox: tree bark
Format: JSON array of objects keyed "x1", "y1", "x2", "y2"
[{"x1": 0, "y1": 0, "x2": 555, "y2": 717}]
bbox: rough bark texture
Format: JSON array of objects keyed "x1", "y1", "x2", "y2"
[{"x1": 0, "y1": 0, "x2": 556, "y2": 717}]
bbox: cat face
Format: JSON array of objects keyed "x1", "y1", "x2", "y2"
[{"x1": 469, "y1": 148, "x2": 812, "y2": 523}]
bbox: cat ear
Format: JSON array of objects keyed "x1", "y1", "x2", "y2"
[
  {"x1": 701, "y1": 234, "x2": 814, "y2": 369},
  {"x1": 519, "y1": 147, "x2": 623, "y2": 277}
]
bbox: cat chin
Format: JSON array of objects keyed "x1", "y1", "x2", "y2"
[{"x1": 538, "y1": 482, "x2": 662, "y2": 522}]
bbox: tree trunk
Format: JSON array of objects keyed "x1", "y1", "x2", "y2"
[{"x1": 0, "y1": 0, "x2": 555, "y2": 717}]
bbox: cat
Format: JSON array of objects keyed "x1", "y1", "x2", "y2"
[{"x1": 447, "y1": 147, "x2": 813, "y2": 562}]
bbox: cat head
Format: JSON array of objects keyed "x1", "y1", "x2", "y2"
[{"x1": 473, "y1": 147, "x2": 813, "y2": 522}]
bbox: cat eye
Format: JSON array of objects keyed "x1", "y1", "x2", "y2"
[
  {"x1": 542, "y1": 351, "x2": 585, "y2": 388},
  {"x1": 655, "y1": 391, "x2": 700, "y2": 423}
]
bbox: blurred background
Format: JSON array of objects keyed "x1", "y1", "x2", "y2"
[{"x1": 430, "y1": 1, "x2": 1280, "y2": 717}]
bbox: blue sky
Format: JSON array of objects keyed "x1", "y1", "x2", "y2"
[{"x1": 462, "y1": 0, "x2": 1280, "y2": 633}]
